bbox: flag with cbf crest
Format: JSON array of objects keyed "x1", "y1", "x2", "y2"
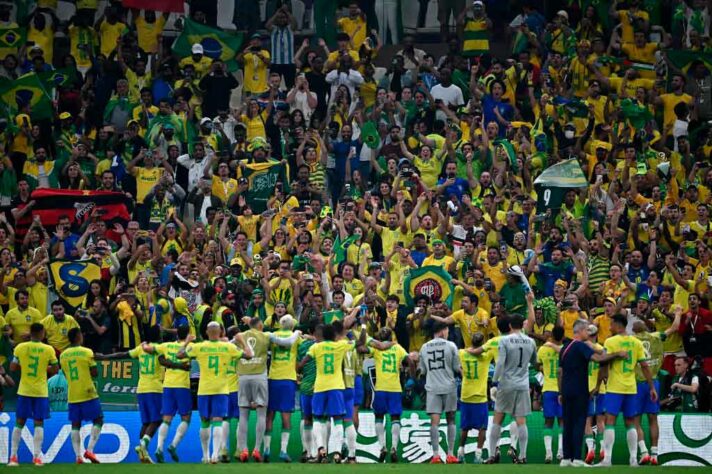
[
  {"x1": 172, "y1": 19, "x2": 244, "y2": 71},
  {"x1": 49, "y1": 260, "x2": 102, "y2": 310},
  {"x1": 403, "y1": 266, "x2": 455, "y2": 308}
]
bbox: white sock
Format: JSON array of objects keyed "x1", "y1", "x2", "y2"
[
  {"x1": 603, "y1": 428, "x2": 615, "y2": 462},
  {"x1": 238, "y1": 409, "x2": 249, "y2": 451},
  {"x1": 509, "y1": 421, "x2": 519, "y2": 448},
  {"x1": 222, "y1": 421, "x2": 230, "y2": 453},
  {"x1": 475, "y1": 447, "x2": 482, "y2": 459},
  {"x1": 200, "y1": 427, "x2": 210, "y2": 460},
  {"x1": 391, "y1": 421, "x2": 400, "y2": 452},
  {"x1": 430, "y1": 424, "x2": 440, "y2": 456},
  {"x1": 585, "y1": 436, "x2": 594, "y2": 452},
  {"x1": 280, "y1": 430, "x2": 290, "y2": 453},
  {"x1": 304, "y1": 425, "x2": 313, "y2": 456},
  {"x1": 345, "y1": 424, "x2": 357, "y2": 457},
  {"x1": 88, "y1": 424, "x2": 101, "y2": 452},
  {"x1": 33, "y1": 427, "x2": 44, "y2": 458},
  {"x1": 626, "y1": 428, "x2": 637, "y2": 461},
  {"x1": 211, "y1": 424, "x2": 223, "y2": 460},
  {"x1": 264, "y1": 433, "x2": 272, "y2": 453},
  {"x1": 300, "y1": 421, "x2": 306, "y2": 451},
  {"x1": 518, "y1": 424, "x2": 529, "y2": 460},
  {"x1": 255, "y1": 409, "x2": 266, "y2": 452},
  {"x1": 71, "y1": 429, "x2": 82, "y2": 458},
  {"x1": 10, "y1": 426, "x2": 22, "y2": 457},
  {"x1": 332, "y1": 422, "x2": 344, "y2": 455},
  {"x1": 313, "y1": 420, "x2": 325, "y2": 451},
  {"x1": 638, "y1": 440, "x2": 648, "y2": 455},
  {"x1": 651, "y1": 446, "x2": 658, "y2": 456},
  {"x1": 489, "y1": 424, "x2": 502, "y2": 458},
  {"x1": 141, "y1": 434, "x2": 151, "y2": 449},
  {"x1": 557, "y1": 433, "x2": 563, "y2": 456},
  {"x1": 544, "y1": 434, "x2": 552, "y2": 456},
  {"x1": 172, "y1": 421, "x2": 188, "y2": 448},
  {"x1": 157, "y1": 422, "x2": 169, "y2": 452},
  {"x1": 447, "y1": 422, "x2": 456, "y2": 456},
  {"x1": 376, "y1": 420, "x2": 385, "y2": 450}
]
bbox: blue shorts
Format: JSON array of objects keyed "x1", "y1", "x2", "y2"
[
  {"x1": 300, "y1": 394, "x2": 313, "y2": 419},
  {"x1": 542, "y1": 391, "x2": 562, "y2": 419},
  {"x1": 68, "y1": 398, "x2": 103, "y2": 424},
  {"x1": 587, "y1": 394, "x2": 606, "y2": 417},
  {"x1": 198, "y1": 394, "x2": 228, "y2": 419},
  {"x1": 312, "y1": 390, "x2": 345, "y2": 418},
  {"x1": 342, "y1": 388, "x2": 354, "y2": 420},
  {"x1": 162, "y1": 388, "x2": 192, "y2": 417},
  {"x1": 604, "y1": 393, "x2": 638, "y2": 418},
  {"x1": 228, "y1": 391, "x2": 240, "y2": 419},
  {"x1": 460, "y1": 402, "x2": 488, "y2": 430},
  {"x1": 635, "y1": 380, "x2": 660, "y2": 415},
  {"x1": 16, "y1": 395, "x2": 50, "y2": 421},
  {"x1": 354, "y1": 375, "x2": 364, "y2": 407},
  {"x1": 268, "y1": 380, "x2": 296, "y2": 413},
  {"x1": 373, "y1": 391, "x2": 402, "y2": 416},
  {"x1": 137, "y1": 393, "x2": 162, "y2": 424}
]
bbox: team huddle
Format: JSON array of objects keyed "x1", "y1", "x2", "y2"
[{"x1": 5, "y1": 290, "x2": 667, "y2": 466}]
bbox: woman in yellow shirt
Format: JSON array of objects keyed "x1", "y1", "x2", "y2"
[{"x1": 240, "y1": 99, "x2": 272, "y2": 142}]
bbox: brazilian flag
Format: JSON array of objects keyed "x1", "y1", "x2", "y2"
[
  {"x1": 665, "y1": 49, "x2": 712, "y2": 74},
  {"x1": 0, "y1": 73, "x2": 53, "y2": 120},
  {"x1": 172, "y1": 19, "x2": 244, "y2": 71},
  {"x1": 38, "y1": 67, "x2": 79, "y2": 92},
  {"x1": 0, "y1": 26, "x2": 25, "y2": 56},
  {"x1": 332, "y1": 234, "x2": 359, "y2": 266},
  {"x1": 49, "y1": 259, "x2": 102, "y2": 310},
  {"x1": 403, "y1": 266, "x2": 455, "y2": 308}
]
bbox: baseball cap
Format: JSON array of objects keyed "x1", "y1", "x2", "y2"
[
  {"x1": 59, "y1": 112, "x2": 72, "y2": 120},
  {"x1": 200, "y1": 117, "x2": 212, "y2": 126},
  {"x1": 192, "y1": 43, "x2": 204, "y2": 55},
  {"x1": 604, "y1": 297, "x2": 617, "y2": 306},
  {"x1": 557, "y1": 10, "x2": 568, "y2": 21},
  {"x1": 230, "y1": 258, "x2": 243, "y2": 267}
]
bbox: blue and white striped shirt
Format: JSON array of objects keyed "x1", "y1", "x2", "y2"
[{"x1": 270, "y1": 26, "x2": 294, "y2": 65}]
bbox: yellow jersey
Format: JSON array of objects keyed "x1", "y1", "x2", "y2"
[
  {"x1": 60, "y1": 346, "x2": 98, "y2": 403},
  {"x1": 452, "y1": 308, "x2": 490, "y2": 348},
  {"x1": 237, "y1": 215, "x2": 260, "y2": 242},
  {"x1": 98, "y1": 20, "x2": 127, "y2": 57},
  {"x1": 459, "y1": 348, "x2": 494, "y2": 403},
  {"x1": 538, "y1": 344, "x2": 561, "y2": 392},
  {"x1": 242, "y1": 51, "x2": 271, "y2": 94},
  {"x1": 307, "y1": 339, "x2": 354, "y2": 393},
  {"x1": 211, "y1": 176, "x2": 239, "y2": 204},
  {"x1": 337, "y1": 16, "x2": 366, "y2": 48},
  {"x1": 588, "y1": 342, "x2": 606, "y2": 394},
  {"x1": 369, "y1": 344, "x2": 408, "y2": 393},
  {"x1": 603, "y1": 334, "x2": 645, "y2": 395},
  {"x1": 132, "y1": 167, "x2": 163, "y2": 204},
  {"x1": 482, "y1": 335, "x2": 501, "y2": 361},
  {"x1": 268, "y1": 330, "x2": 302, "y2": 381},
  {"x1": 5, "y1": 306, "x2": 43, "y2": 345},
  {"x1": 135, "y1": 15, "x2": 166, "y2": 54},
  {"x1": 187, "y1": 340, "x2": 243, "y2": 395},
  {"x1": 422, "y1": 254, "x2": 455, "y2": 270},
  {"x1": 13, "y1": 341, "x2": 58, "y2": 398},
  {"x1": 227, "y1": 349, "x2": 239, "y2": 393},
  {"x1": 593, "y1": 314, "x2": 613, "y2": 342},
  {"x1": 40, "y1": 315, "x2": 80, "y2": 352},
  {"x1": 128, "y1": 344, "x2": 164, "y2": 394},
  {"x1": 155, "y1": 342, "x2": 190, "y2": 389}
]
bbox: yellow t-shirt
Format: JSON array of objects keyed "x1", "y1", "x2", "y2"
[
  {"x1": 608, "y1": 77, "x2": 655, "y2": 98},
  {"x1": 621, "y1": 42, "x2": 658, "y2": 79},
  {"x1": 237, "y1": 215, "x2": 260, "y2": 242},
  {"x1": 40, "y1": 315, "x2": 79, "y2": 352},
  {"x1": 10, "y1": 115, "x2": 32, "y2": 156},
  {"x1": 560, "y1": 309, "x2": 581, "y2": 339},
  {"x1": 618, "y1": 9, "x2": 649, "y2": 44},
  {"x1": 132, "y1": 166, "x2": 163, "y2": 204},
  {"x1": 604, "y1": 334, "x2": 645, "y2": 395},
  {"x1": 69, "y1": 25, "x2": 96, "y2": 69},
  {"x1": 128, "y1": 344, "x2": 164, "y2": 393},
  {"x1": 307, "y1": 339, "x2": 353, "y2": 392},
  {"x1": 413, "y1": 155, "x2": 444, "y2": 189},
  {"x1": 422, "y1": 254, "x2": 455, "y2": 270},
  {"x1": 538, "y1": 344, "x2": 561, "y2": 392},
  {"x1": 155, "y1": 342, "x2": 190, "y2": 389},
  {"x1": 338, "y1": 16, "x2": 366, "y2": 48},
  {"x1": 99, "y1": 20, "x2": 127, "y2": 57},
  {"x1": 211, "y1": 176, "x2": 239, "y2": 204},
  {"x1": 588, "y1": 342, "x2": 607, "y2": 394},
  {"x1": 187, "y1": 340, "x2": 243, "y2": 395},
  {"x1": 13, "y1": 341, "x2": 58, "y2": 397},
  {"x1": 459, "y1": 348, "x2": 494, "y2": 403},
  {"x1": 369, "y1": 344, "x2": 408, "y2": 392},
  {"x1": 452, "y1": 308, "x2": 490, "y2": 348},
  {"x1": 240, "y1": 111, "x2": 268, "y2": 141},
  {"x1": 135, "y1": 15, "x2": 166, "y2": 54},
  {"x1": 28, "y1": 25, "x2": 54, "y2": 64},
  {"x1": 660, "y1": 93, "x2": 693, "y2": 132},
  {"x1": 178, "y1": 55, "x2": 213, "y2": 79},
  {"x1": 343, "y1": 278, "x2": 365, "y2": 299},
  {"x1": 268, "y1": 329, "x2": 302, "y2": 381},
  {"x1": 243, "y1": 51, "x2": 271, "y2": 94},
  {"x1": 60, "y1": 346, "x2": 98, "y2": 403},
  {"x1": 28, "y1": 282, "x2": 48, "y2": 317},
  {"x1": 593, "y1": 314, "x2": 613, "y2": 342},
  {"x1": 5, "y1": 306, "x2": 44, "y2": 345}
]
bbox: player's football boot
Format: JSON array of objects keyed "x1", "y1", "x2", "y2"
[
  {"x1": 430, "y1": 455, "x2": 443, "y2": 464},
  {"x1": 446, "y1": 454, "x2": 459, "y2": 464},
  {"x1": 584, "y1": 450, "x2": 595, "y2": 464},
  {"x1": 155, "y1": 449, "x2": 165, "y2": 464},
  {"x1": 639, "y1": 454, "x2": 652, "y2": 465},
  {"x1": 483, "y1": 452, "x2": 500, "y2": 464},
  {"x1": 251, "y1": 448, "x2": 262, "y2": 463},
  {"x1": 32, "y1": 457, "x2": 44, "y2": 466},
  {"x1": 650, "y1": 456, "x2": 658, "y2": 466},
  {"x1": 7, "y1": 455, "x2": 19, "y2": 466},
  {"x1": 279, "y1": 451, "x2": 291, "y2": 463},
  {"x1": 390, "y1": 449, "x2": 398, "y2": 463},
  {"x1": 378, "y1": 448, "x2": 387, "y2": 463},
  {"x1": 83, "y1": 451, "x2": 100, "y2": 464},
  {"x1": 167, "y1": 445, "x2": 179, "y2": 463},
  {"x1": 238, "y1": 448, "x2": 249, "y2": 463}
]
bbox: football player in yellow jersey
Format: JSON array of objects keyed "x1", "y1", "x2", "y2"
[
  {"x1": 264, "y1": 315, "x2": 303, "y2": 463},
  {"x1": 140, "y1": 325, "x2": 192, "y2": 463},
  {"x1": 600, "y1": 314, "x2": 657, "y2": 467},
  {"x1": 98, "y1": 326, "x2": 164, "y2": 464},
  {"x1": 538, "y1": 326, "x2": 564, "y2": 463},
  {"x1": 458, "y1": 332, "x2": 494, "y2": 464},
  {"x1": 298, "y1": 323, "x2": 355, "y2": 463},
  {"x1": 180, "y1": 322, "x2": 252, "y2": 464},
  {"x1": 367, "y1": 327, "x2": 415, "y2": 464},
  {"x1": 8, "y1": 323, "x2": 58, "y2": 466},
  {"x1": 431, "y1": 293, "x2": 490, "y2": 347},
  {"x1": 61, "y1": 329, "x2": 102, "y2": 464}
]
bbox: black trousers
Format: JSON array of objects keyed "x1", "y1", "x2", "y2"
[{"x1": 562, "y1": 394, "x2": 589, "y2": 460}]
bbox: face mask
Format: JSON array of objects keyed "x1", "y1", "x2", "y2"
[{"x1": 564, "y1": 130, "x2": 575, "y2": 139}]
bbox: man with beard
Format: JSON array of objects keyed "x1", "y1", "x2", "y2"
[
  {"x1": 177, "y1": 141, "x2": 209, "y2": 195},
  {"x1": 22, "y1": 145, "x2": 64, "y2": 190},
  {"x1": 528, "y1": 247, "x2": 576, "y2": 297}
]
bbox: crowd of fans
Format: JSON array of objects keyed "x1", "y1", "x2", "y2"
[{"x1": 0, "y1": 0, "x2": 710, "y2": 413}]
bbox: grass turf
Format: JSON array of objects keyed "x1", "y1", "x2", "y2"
[{"x1": 6, "y1": 464, "x2": 702, "y2": 473}]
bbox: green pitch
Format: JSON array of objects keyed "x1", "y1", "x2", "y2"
[{"x1": 8, "y1": 464, "x2": 702, "y2": 473}]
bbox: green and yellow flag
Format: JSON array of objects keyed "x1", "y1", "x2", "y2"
[
  {"x1": 0, "y1": 26, "x2": 25, "y2": 58},
  {"x1": 49, "y1": 259, "x2": 102, "y2": 310},
  {"x1": 38, "y1": 67, "x2": 79, "y2": 93},
  {"x1": 237, "y1": 161, "x2": 290, "y2": 213},
  {"x1": 172, "y1": 19, "x2": 244, "y2": 71},
  {"x1": 333, "y1": 234, "x2": 359, "y2": 266},
  {"x1": 404, "y1": 266, "x2": 455, "y2": 307},
  {"x1": 665, "y1": 50, "x2": 712, "y2": 74},
  {"x1": 0, "y1": 73, "x2": 53, "y2": 120}
]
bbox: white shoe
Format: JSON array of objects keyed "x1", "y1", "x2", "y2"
[
  {"x1": 572, "y1": 460, "x2": 592, "y2": 468},
  {"x1": 595, "y1": 460, "x2": 612, "y2": 467},
  {"x1": 629, "y1": 457, "x2": 639, "y2": 467},
  {"x1": 560, "y1": 459, "x2": 572, "y2": 467}
]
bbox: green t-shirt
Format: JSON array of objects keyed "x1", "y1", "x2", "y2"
[
  {"x1": 499, "y1": 282, "x2": 527, "y2": 317},
  {"x1": 48, "y1": 371, "x2": 68, "y2": 411},
  {"x1": 634, "y1": 331, "x2": 665, "y2": 381},
  {"x1": 298, "y1": 339, "x2": 316, "y2": 395}
]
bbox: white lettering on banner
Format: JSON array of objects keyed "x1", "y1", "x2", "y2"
[{"x1": 251, "y1": 170, "x2": 278, "y2": 194}]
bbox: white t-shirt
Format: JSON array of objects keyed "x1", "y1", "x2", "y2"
[{"x1": 430, "y1": 83, "x2": 464, "y2": 121}]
